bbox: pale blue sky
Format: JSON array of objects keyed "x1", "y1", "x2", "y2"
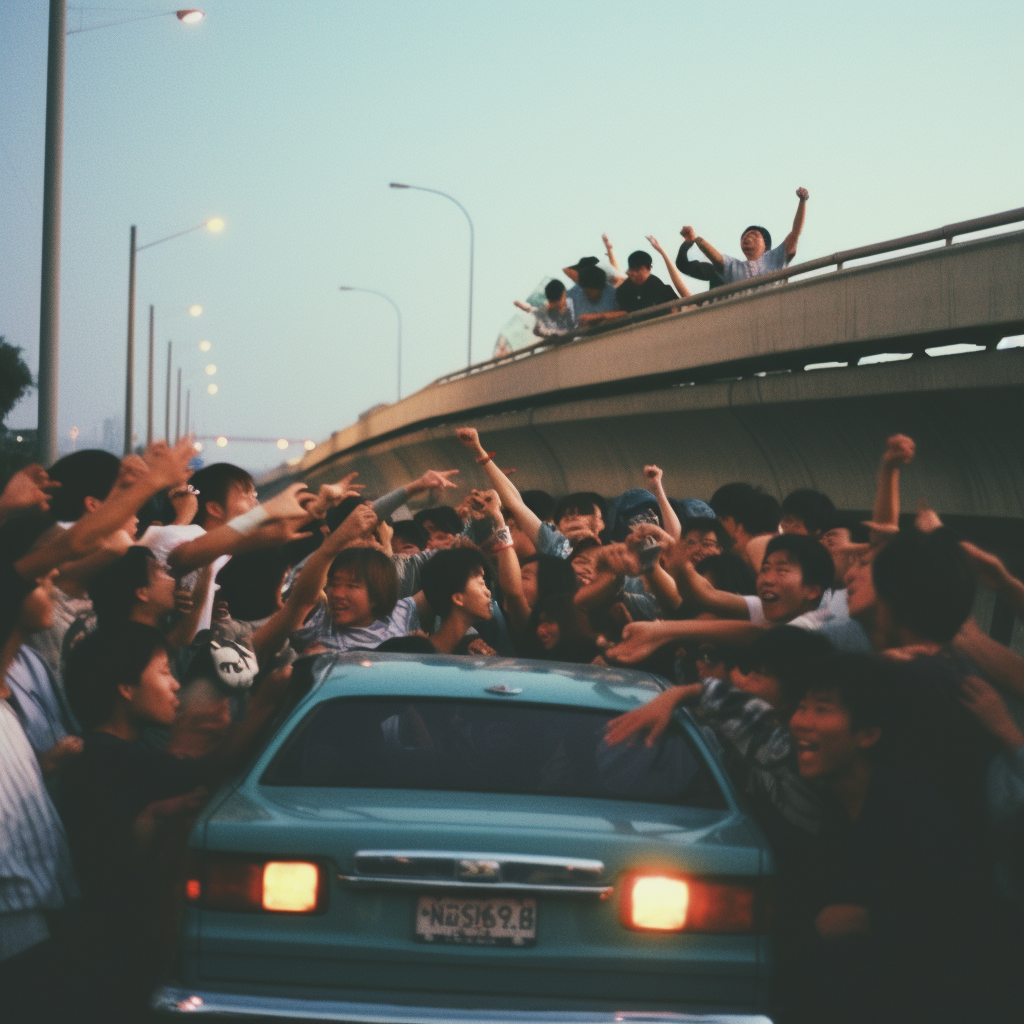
[{"x1": 2, "y1": 0, "x2": 1021, "y2": 473}]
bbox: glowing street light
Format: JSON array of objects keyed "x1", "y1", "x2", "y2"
[
  {"x1": 198, "y1": 340, "x2": 211, "y2": 352},
  {"x1": 207, "y1": 383, "x2": 218, "y2": 395},
  {"x1": 216, "y1": 436, "x2": 228, "y2": 447},
  {"x1": 204, "y1": 364, "x2": 217, "y2": 375},
  {"x1": 189, "y1": 304, "x2": 203, "y2": 317},
  {"x1": 276, "y1": 439, "x2": 289, "y2": 450},
  {"x1": 303, "y1": 440, "x2": 316, "y2": 451}
]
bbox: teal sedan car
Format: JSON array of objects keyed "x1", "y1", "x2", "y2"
[{"x1": 154, "y1": 653, "x2": 775, "y2": 1022}]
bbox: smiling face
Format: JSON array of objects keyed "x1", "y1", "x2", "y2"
[
  {"x1": 740, "y1": 229, "x2": 767, "y2": 261},
  {"x1": 224, "y1": 480, "x2": 259, "y2": 519},
  {"x1": 626, "y1": 265, "x2": 651, "y2": 286},
  {"x1": 536, "y1": 615, "x2": 560, "y2": 651},
  {"x1": 790, "y1": 688, "x2": 879, "y2": 779},
  {"x1": 327, "y1": 568, "x2": 376, "y2": 629},
  {"x1": 681, "y1": 528, "x2": 721, "y2": 563},
  {"x1": 757, "y1": 550, "x2": 822, "y2": 623},
  {"x1": 124, "y1": 647, "x2": 180, "y2": 726}
]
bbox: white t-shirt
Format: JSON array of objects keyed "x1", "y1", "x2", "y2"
[
  {"x1": 137, "y1": 524, "x2": 228, "y2": 633},
  {"x1": 743, "y1": 588, "x2": 849, "y2": 632},
  {"x1": 720, "y1": 242, "x2": 789, "y2": 285}
]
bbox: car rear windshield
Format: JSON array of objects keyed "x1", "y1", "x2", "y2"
[{"x1": 261, "y1": 698, "x2": 725, "y2": 809}]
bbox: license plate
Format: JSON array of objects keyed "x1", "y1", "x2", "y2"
[{"x1": 415, "y1": 895, "x2": 536, "y2": 946}]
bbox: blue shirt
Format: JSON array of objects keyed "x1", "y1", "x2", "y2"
[
  {"x1": 719, "y1": 242, "x2": 789, "y2": 284},
  {"x1": 567, "y1": 282, "x2": 618, "y2": 316}
]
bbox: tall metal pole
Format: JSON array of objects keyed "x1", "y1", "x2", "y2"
[
  {"x1": 37, "y1": 0, "x2": 66, "y2": 466},
  {"x1": 389, "y1": 183, "x2": 473, "y2": 366},
  {"x1": 185, "y1": 389, "x2": 190, "y2": 440},
  {"x1": 175, "y1": 368, "x2": 181, "y2": 443},
  {"x1": 124, "y1": 225, "x2": 136, "y2": 455},
  {"x1": 165, "y1": 341, "x2": 172, "y2": 440},
  {"x1": 146, "y1": 304, "x2": 154, "y2": 445}
]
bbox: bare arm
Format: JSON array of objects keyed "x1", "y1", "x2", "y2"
[
  {"x1": 473, "y1": 490, "x2": 530, "y2": 632},
  {"x1": 605, "y1": 617, "x2": 766, "y2": 665},
  {"x1": 644, "y1": 560, "x2": 683, "y2": 615},
  {"x1": 682, "y1": 225, "x2": 724, "y2": 271},
  {"x1": 954, "y1": 619, "x2": 1024, "y2": 697},
  {"x1": 667, "y1": 555, "x2": 750, "y2": 619},
  {"x1": 15, "y1": 440, "x2": 194, "y2": 581},
  {"x1": 602, "y1": 233, "x2": 620, "y2": 272},
  {"x1": 646, "y1": 236, "x2": 691, "y2": 300},
  {"x1": 250, "y1": 503, "x2": 379, "y2": 665},
  {"x1": 961, "y1": 541, "x2": 1024, "y2": 621},
  {"x1": 870, "y1": 434, "x2": 915, "y2": 543},
  {"x1": 166, "y1": 565, "x2": 213, "y2": 649},
  {"x1": 784, "y1": 187, "x2": 809, "y2": 260},
  {"x1": 455, "y1": 427, "x2": 544, "y2": 546},
  {"x1": 642, "y1": 465, "x2": 681, "y2": 540}
]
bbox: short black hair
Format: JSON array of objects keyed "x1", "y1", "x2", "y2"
[
  {"x1": 742, "y1": 225, "x2": 772, "y2": 251},
  {"x1": 413, "y1": 505, "x2": 464, "y2": 538},
  {"x1": 763, "y1": 534, "x2": 835, "y2": 595},
  {"x1": 872, "y1": 528, "x2": 975, "y2": 644},
  {"x1": 392, "y1": 519, "x2": 428, "y2": 552},
  {"x1": 743, "y1": 626, "x2": 834, "y2": 707},
  {"x1": 420, "y1": 546, "x2": 491, "y2": 619},
  {"x1": 90, "y1": 546, "x2": 159, "y2": 627},
  {"x1": 694, "y1": 552, "x2": 756, "y2": 595},
  {"x1": 735, "y1": 489, "x2": 781, "y2": 537},
  {"x1": 214, "y1": 548, "x2": 291, "y2": 622},
  {"x1": 520, "y1": 553, "x2": 579, "y2": 600},
  {"x1": 47, "y1": 449, "x2": 121, "y2": 522},
  {"x1": 554, "y1": 492, "x2": 607, "y2": 525},
  {"x1": 544, "y1": 280, "x2": 565, "y2": 302},
  {"x1": 188, "y1": 463, "x2": 255, "y2": 525},
  {"x1": 578, "y1": 266, "x2": 607, "y2": 291},
  {"x1": 710, "y1": 482, "x2": 756, "y2": 522},
  {"x1": 627, "y1": 250, "x2": 653, "y2": 270},
  {"x1": 682, "y1": 516, "x2": 720, "y2": 539},
  {"x1": 65, "y1": 623, "x2": 169, "y2": 731},
  {"x1": 781, "y1": 489, "x2": 837, "y2": 535},
  {"x1": 799, "y1": 653, "x2": 890, "y2": 734},
  {"x1": 521, "y1": 490, "x2": 555, "y2": 522}
]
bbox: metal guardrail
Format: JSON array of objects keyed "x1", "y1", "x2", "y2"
[{"x1": 429, "y1": 206, "x2": 1024, "y2": 387}]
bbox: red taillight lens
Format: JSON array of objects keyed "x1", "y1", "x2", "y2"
[
  {"x1": 185, "y1": 856, "x2": 322, "y2": 914},
  {"x1": 619, "y1": 873, "x2": 768, "y2": 933}
]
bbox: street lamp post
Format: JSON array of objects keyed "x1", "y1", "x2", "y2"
[
  {"x1": 147, "y1": 304, "x2": 155, "y2": 445},
  {"x1": 389, "y1": 183, "x2": 473, "y2": 367},
  {"x1": 36, "y1": 3, "x2": 205, "y2": 465},
  {"x1": 125, "y1": 216, "x2": 223, "y2": 453},
  {"x1": 338, "y1": 287, "x2": 402, "y2": 401}
]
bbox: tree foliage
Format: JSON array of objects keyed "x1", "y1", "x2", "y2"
[{"x1": 0, "y1": 337, "x2": 34, "y2": 425}]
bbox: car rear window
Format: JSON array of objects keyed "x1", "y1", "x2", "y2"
[{"x1": 261, "y1": 697, "x2": 725, "y2": 809}]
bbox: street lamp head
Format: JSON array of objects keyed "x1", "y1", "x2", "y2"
[
  {"x1": 205, "y1": 217, "x2": 225, "y2": 233},
  {"x1": 389, "y1": 183, "x2": 410, "y2": 189},
  {"x1": 176, "y1": 10, "x2": 205, "y2": 24}
]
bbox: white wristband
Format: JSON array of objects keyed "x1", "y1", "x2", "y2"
[
  {"x1": 226, "y1": 505, "x2": 270, "y2": 535},
  {"x1": 491, "y1": 526, "x2": 513, "y2": 549}
]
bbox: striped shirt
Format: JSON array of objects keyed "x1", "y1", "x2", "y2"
[{"x1": 0, "y1": 701, "x2": 78, "y2": 959}]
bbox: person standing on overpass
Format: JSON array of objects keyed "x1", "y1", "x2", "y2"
[{"x1": 682, "y1": 187, "x2": 810, "y2": 284}]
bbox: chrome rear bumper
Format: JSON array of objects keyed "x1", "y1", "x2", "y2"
[{"x1": 152, "y1": 986, "x2": 771, "y2": 1023}]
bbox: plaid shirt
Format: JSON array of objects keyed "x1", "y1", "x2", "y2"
[{"x1": 693, "y1": 676, "x2": 822, "y2": 835}]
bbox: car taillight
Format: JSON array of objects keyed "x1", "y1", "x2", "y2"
[
  {"x1": 619, "y1": 873, "x2": 769, "y2": 933},
  {"x1": 185, "y1": 855, "x2": 323, "y2": 914}
]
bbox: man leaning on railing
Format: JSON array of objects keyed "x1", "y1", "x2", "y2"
[{"x1": 682, "y1": 186, "x2": 810, "y2": 286}]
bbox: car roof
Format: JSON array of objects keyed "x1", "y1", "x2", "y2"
[{"x1": 308, "y1": 652, "x2": 666, "y2": 713}]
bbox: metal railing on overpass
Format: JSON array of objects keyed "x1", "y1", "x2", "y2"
[{"x1": 430, "y1": 205, "x2": 1024, "y2": 387}]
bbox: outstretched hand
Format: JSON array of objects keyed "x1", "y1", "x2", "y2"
[
  {"x1": 603, "y1": 621, "x2": 671, "y2": 665},
  {"x1": 455, "y1": 426, "x2": 481, "y2": 450},
  {"x1": 645, "y1": 235, "x2": 666, "y2": 255},
  {"x1": 332, "y1": 502, "x2": 379, "y2": 546},
  {"x1": 0, "y1": 464, "x2": 59, "y2": 515},
  {"x1": 603, "y1": 684, "x2": 700, "y2": 748},
  {"x1": 303, "y1": 473, "x2": 364, "y2": 518},
  {"x1": 262, "y1": 482, "x2": 314, "y2": 521},
  {"x1": 412, "y1": 469, "x2": 459, "y2": 495},
  {"x1": 143, "y1": 437, "x2": 195, "y2": 492}
]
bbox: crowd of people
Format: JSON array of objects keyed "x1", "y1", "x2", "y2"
[
  {"x1": 1, "y1": 418, "x2": 1022, "y2": 1021},
  {"x1": 511, "y1": 187, "x2": 810, "y2": 339}
]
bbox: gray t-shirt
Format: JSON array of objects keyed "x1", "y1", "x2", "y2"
[
  {"x1": 567, "y1": 282, "x2": 619, "y2": 316},
  {"x1": 720, "y1": 242, "x2": 789, "y2": 285}
]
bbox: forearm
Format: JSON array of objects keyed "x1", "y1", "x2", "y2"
[
  {"x1": 657, "y1": 250, "x2": 691, "y2": 300},
  {"x1": 495, "y1": 543, "x2": 530, "y2": 632},
  {"x1": 644, "y1": 562, "x2": 682, "y2": 614},
  {"x1": 872, "y1": 464, "x2": 901, "y2": 535},
  {"x1": 653, "y1": 482, "x2": 681, "y2": 540},
  {"x1": 954, "y1": 620, "x2": 1024, "y2": 696},
  {"x1": 478, "y1": 459, "x2": 542, "y2": 543},
  {"x1": 575, "y1": 571, "x2": 625, "y2": 611},
  {"x1": 674, "y1": 562, "x2": 749, "y2": 618},
  {"x1": 694, "y1": 236, "x2": 725, "y2": 270},
  {"x1": 372, "y1": 486, "x2": 411, "y2": 522},
  {"x1": 579, "y1": 311, "x2": 626, "y2": 323},
  {"x1": 789, "y1": 198, "x2": 807, "y2": 241},
  {"x1": 166, "y1": 565, "x2": 213, "y2": 648}
]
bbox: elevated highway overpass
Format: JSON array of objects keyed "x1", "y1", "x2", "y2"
[{"x1": 261, "y1": 208, "x2": 1024, "y2": 524}]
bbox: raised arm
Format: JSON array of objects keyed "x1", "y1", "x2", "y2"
[
  {"x1": 473, "y1": 489, "x2": 530, "y2": 631},
  {"x1": 250, "y1": 503, "x2": 379, "y2": 664},
  {"x1": 870, "y1": 434, "x2": 915, "y2": 543},
  {"x1": 15, "y1": 439, "x2": 194, "y2": 581},
  {"x1": 784, "y1": 187, "x2": 809, "y2": 260},
  {"x1": 646, "y1": 236, "x2": 691, "y2": 300},
  {"x1": 663, "y1": 547, "x2": 750, "y2": 619},
  {"x1": 681, "y1": 225, "x2": 724, "y2": 272},
  {"x1": 371, "y1": 469, "x2": 459, "y2": 523},
  {"x1": 455, "y1": 427, "x2": 544, "y2": 545},
  {"x1": 642, "y1": 465, "x2": 682, "y2": 540},
  {"x1": 602, "y1": 233, "x2": 621, "y2": 273}
]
